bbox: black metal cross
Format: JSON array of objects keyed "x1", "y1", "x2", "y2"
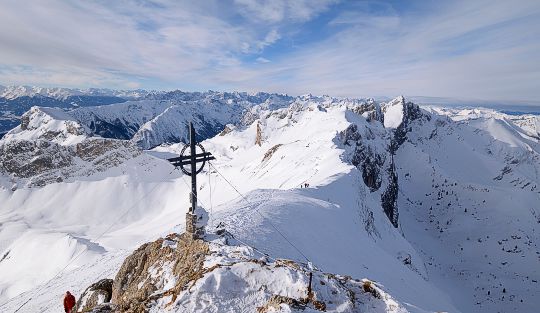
[{"x1": 167, "y1": 122, "x2": 215, "y2": 214}]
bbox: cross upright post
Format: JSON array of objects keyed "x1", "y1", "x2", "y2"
[
  {"x1": 189, "y1": 122, "x2": 197, "y2": 213},
  {"x1": 167, "y1": 122, "x2": 215, "y2": 238}
]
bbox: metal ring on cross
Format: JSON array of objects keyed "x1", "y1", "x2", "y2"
[{"x1": 179, "y1": 143, "x2": 207, "y2": 175}]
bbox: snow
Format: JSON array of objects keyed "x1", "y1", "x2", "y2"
[
  {"x1": 381, "y1": 96, "x2": 406, "y2": 128},
  {"x1": 0, "y1": 94, "x2": 539, "y2": 313},
  {"x1": 2, "y1": 106, "x2": 88, "y2": 146},
  {"x1": 147, "y1": 237, "x2": 412, "y2": 313},
  {"x1": 0, "y1": 231, "x2": 104, "y2": 300},
  {"x1": 0, "y1": 85, "x2": 147, "y2": 101}
]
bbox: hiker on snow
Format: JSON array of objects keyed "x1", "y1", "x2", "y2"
[{"x1": 64, "y1": 291, "x2": 76, "y2": 313}]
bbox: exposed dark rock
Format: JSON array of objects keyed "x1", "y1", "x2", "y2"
[
  {"x1": 389, "y1": 99, "x2": 428, "y2": 154},
  {"x1": 262, "y1": 144, "x2": 283, "y2": 162},
  {"x1": 0, "y1": 137, "x2": 140, "y2": 187},
  {"x1": 87, "y1": 117, "x2": 137, "y2": 140},
  {"x1": 219, "y1": 124, "x2": 234, "y2": 136},
  {"x1": 341, "y1": 124, "x2": 385, "y2": 191},
  {"x1": 350, "y1": 101, "x2": 384, "y2": 124},
  {"x1": 75, "y1": 279, "x2": 113, "y2": 313},
  {"x1": 341, "y1": 124, "x2": 361, "y2": 146},
  {"x1": 88, "y1": 303, "x2": 116, "y2": 313},
  {"x1": 381, "y1": 156, "x2": 399, "y2": 227}
]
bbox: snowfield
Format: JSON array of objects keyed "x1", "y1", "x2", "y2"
[{"x1": 0, "y1": 94, "x2": 538, "y2": 312}]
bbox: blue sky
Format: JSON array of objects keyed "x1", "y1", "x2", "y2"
[{"x1": 0, "y1": 0, "x2": 539, "y2": 102}]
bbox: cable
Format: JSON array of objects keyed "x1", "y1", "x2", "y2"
[
  {"x1": 175, "y1": 170, "x2": 286, "y2": 264},
  {"x1": 10, "y1": 179, "x2": 164, "y2": 313},
  {"x1": 207, "y1": 163, "x2": 214, "y2": 228},
  {"x1": 208, "y1": 162, "x2": 311, "y2": 263}
]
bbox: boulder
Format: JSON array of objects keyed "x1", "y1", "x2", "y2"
[{"x1": 76, "y1": 279, "x2": 113, "y2": 313}]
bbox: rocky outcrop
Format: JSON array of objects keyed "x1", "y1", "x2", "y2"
[
  {"x1": 381, "y1": 156, "x2": 399, "y2": 227},
  {"x1": 0, "y1": 137, "x2": 140, "y2": 186},
  {"x1": 76, "y1": 279, "x2": 113, "y2": 313},
  {"x1": 219, "y1": 124, "x2": 234, "y2": 136},
  {"x1": 262, "y1": 144, "x2": 283, "y2": 162},
  {"x1": 385, "y1": 97, "x2": 428, "y2": 154},
  {"x1": 78, "y1": 232, "x2": 409, "y2": 313},
  {"x1": 340, "y1": 115, "x2": 400, "y2": 228},
  {"x1": 255, "y1": 122, "x2": 263, "y2": 146},
  {"x1": 350, "y1": 100, "x2": 384, "y2": 124},
  {"x1": 341, "y1": 124, "x2": 385, "y2": 191},
  {"x1": 111, "y1": 233, "x2": 209, "y2": 312}
]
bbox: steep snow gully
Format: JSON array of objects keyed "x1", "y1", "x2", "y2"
[{"x1": 0, "y1": 92, "x2": 539, "y2": 312}]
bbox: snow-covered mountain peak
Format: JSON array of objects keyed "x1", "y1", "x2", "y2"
[
  {"x1": 381, "y1": 96, "x2": 407, "y2": 128},
  {"x1": 3, "y1": 106, "x2": 89, "y2": 146}
]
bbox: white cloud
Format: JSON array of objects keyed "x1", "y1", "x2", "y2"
[
  {"x1": 0, "y1": 0, "x2": 271, "y2": 86},
  {"x1": 0, "y1": 0, "x2": 539, "y2": 102},
  {"x1": 219, "y1": 0, "x2": 540, "y2": 101},
  {"x1": 234, "y1": 0, "x2": 337, "y2": 23}
]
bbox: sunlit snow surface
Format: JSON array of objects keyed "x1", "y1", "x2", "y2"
[{"x1": 0, "y1": 98, "x2": 539, "y2": 313}]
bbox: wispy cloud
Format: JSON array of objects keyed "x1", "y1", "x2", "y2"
[
  {"x1": 0, "y1": 0, "x2": 538, "y2": 101},
  {"x1": 225, "y1": 0, "x2": 540, "y2": 101},
  {"x1": 234, "y1": 0, "x2": 337, "y2": 23}
]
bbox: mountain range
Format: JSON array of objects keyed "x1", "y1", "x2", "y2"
[{"x1": 0, "y1": 89, "x2": 539, "y2": 312}]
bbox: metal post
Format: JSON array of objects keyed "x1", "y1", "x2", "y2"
[
  {"x1": 189, "y1": 122, "x2": 197, "y2": 214},
  {"x1": 307, "y1": 272, "x2": 313, "y2": 298}
]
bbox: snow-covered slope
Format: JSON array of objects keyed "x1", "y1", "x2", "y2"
[
  {"x1": 424, "y1": 105, "x2": 540, "y2": 141},
  {"x1": 0, "y1": 95, "x2": 539, "y2": 313}
]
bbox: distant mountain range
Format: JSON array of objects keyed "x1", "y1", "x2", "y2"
[{"x1": 0, "y1": 85, "x2": 151, "y2": 137}]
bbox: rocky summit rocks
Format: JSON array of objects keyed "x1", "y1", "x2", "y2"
[
  {"x1": 75, "y1": 279, "x2": 113, "y2": 313},
  {"x1": 77, "y1": 232, "x2": 408, "y2": 313}
]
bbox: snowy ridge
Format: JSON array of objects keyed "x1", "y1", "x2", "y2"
[
  {"x1": 424, "y1": 105, "x2": 540, "y2": 140},
  {"x1": 0, "y1": 85, "x2": 147, "y2": 101},
  {"x1": 0, "y1": 95, "x2": 539, "y2": 312},
  {"x1": 2, "y1": 106, "x2": 89, "y2": 146}
]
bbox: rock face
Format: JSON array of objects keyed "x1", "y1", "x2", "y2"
[
  {"x1": 349, "y1": 99, "x2": 384, "y2": 124},
  {"x1": 0, "y1": 137, "x2": 140, "y2": 186},
  {"x1": 340, "y1": 121, "x2": 398, "y2": 227},
  {"x1": 383, "y1": 96, "x2": 427, "y2": 153},
  {"x1": 381, "y1": 157, "x2": 399, "y2": 227},
  {"x1": 111, "y1": 233, "x2": 209, "y2": 312},
  {"x1": 76, "y1": 279, "x2": 113, "y2": 313},
  {"x1": 339, "y1": 97, "x2": 427, "y2": 228}
]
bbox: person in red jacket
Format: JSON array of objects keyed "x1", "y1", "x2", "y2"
[{"x1": 63, "y1": 291, "x2": 76, "y2": 313}]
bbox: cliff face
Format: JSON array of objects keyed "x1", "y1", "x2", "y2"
[
  {"x1": 340, "y1": 97, "x2": 426, "y2": 228},
  {"x1": 381, "y1": 157, "x2": 399, "y2": 227},
  {"x1": 78, "y1": 233, "x2": 410, "y2": 313}
]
